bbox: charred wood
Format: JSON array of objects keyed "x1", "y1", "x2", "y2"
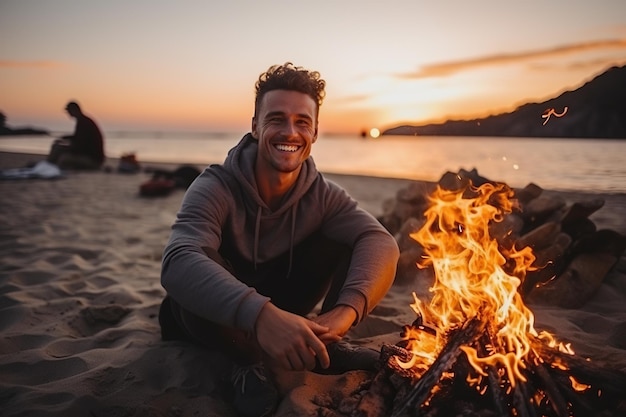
[
  {"x1": 390, "y1": 316, "x2": 486, "y2": 417},
  {"x1": 477, "y1": 331, "x2": 510, "y2": 417},
  {"x1": 531, "y1": 361, "x2": 570, "y2": 417},
  {"x1": 532, "y1": 340, "x2": 626, "y2": 415},
  {"x1": 511, "y1": 376, "x2": 539, "y2": 417}
]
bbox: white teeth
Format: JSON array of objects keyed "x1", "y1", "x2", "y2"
[{"x1": 275, "y1": 144, "x2": 299, "y2": 152}]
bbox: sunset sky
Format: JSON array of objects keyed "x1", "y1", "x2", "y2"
[{"x1": 1, "y1": 0, "x2": 625, "y2": 134}]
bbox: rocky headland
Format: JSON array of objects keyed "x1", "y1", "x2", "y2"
[{"x1": 384, "y1": 65, "x2": 626, "y2": 139}]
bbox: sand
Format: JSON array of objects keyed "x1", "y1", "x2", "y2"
[{"x1": 1, "y1": 151, "x2": 625, "y2": 417}]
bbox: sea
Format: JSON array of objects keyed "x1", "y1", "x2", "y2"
[{"x1": 1, "y1": 132, "x2": 624, "y2": 193}]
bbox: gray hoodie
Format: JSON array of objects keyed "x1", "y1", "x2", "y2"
[{"x1": 161, "y1": 133, "x2": 399, "y2": 333}]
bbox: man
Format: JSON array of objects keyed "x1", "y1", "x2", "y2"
[
  {"x1": 159, "y1": 63, "x2": 399, "y2": 416},
  {"x1": 47, "y1": 101, "x2": 105, "y2": 169}
]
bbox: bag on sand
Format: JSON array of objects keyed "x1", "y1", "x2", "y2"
[
  {"x1": 139, "y1": 165, "x2": 201, "y2": 197},
  {"x1": 117, "y1": 153, "x2": 141, "y2": 174}
]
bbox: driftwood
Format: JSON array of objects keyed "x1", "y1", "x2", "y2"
[{"x1": 379, "y1": 168, "x2": 626, "y2": 307}]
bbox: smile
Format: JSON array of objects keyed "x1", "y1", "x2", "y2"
[{"x1": 275, "y1": 144, "x2": 300, "y2": 152}]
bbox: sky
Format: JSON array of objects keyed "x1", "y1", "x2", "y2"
[{"x1": 1, "y1": 0, "x2": 625, "y2": 135}]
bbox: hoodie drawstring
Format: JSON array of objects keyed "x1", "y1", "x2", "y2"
[
  {"x1": 286, "y1": 202, "x2": 297, "y2": 279},
  {"x1": 252, "y1": 203, "x2": 297, "y2": 279},
  {"x1": 253, "y1": 206, "x2": 261, "y2": 271}
]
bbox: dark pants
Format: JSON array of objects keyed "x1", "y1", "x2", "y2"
[
  {"x1": 47, "y1": 140, "x2": 101, "y2": 170},
  {"x1": 159, "y1": 234, "x2": 352, "y2": 363}
]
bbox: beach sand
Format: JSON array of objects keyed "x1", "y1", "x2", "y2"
[{"x1": 1, "y1": 151, "x2": 625, "y2": 416}]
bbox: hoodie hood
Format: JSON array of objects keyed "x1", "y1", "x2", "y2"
[
  {"x1": 221, "y1": 133, "x2": 320, "y2": 275},
  {"x1": 223, "y1": 133, "x2": 319, "y2": 214}
]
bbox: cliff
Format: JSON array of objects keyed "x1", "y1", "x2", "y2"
[{"x1": 383, "y1": 65, "x2": 626, "y2": 139}]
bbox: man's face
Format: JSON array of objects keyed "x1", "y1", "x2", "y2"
[
  {"x1": 65, "y1": 106, "x2": 77, "y2": 118},
  {"x1": 252, "y1": 89, "x2": 318, "y2": 176}
]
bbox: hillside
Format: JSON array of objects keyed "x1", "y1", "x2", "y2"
[{"x1": 383, "y1": 65, "x2": 626, "y2": 139}]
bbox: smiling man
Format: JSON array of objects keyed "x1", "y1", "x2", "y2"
[{"x1": 159, "y1": 63, "x2": 399, "y2": 417}]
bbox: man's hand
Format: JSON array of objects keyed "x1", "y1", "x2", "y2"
[
  {"x1": 255, "y1": 303, "x2": 340, "y2": 371},
  {"x1": 313, "y1": 305, "x2": 358, "y2": 339}
]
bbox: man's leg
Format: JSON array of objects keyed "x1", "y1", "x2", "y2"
[
  {"x1": 158, "y1": 248, "x2": 278, "y2": 417},
  {"x1": 158, "y1": 247, "x2": 263, "y2": 364},
  {"x1": 159, "y1": 235, "x2": 354, "y2": 355},
  {"x1": 247, "y1": 234, "x2": 352, "y2": 317},
  {"x1": 277, "y1": 235, "x2": 381, "y2": 374},
  {"x1": 157, "y1": 237, "x2": 369, "y2": 415},
  {"x1": 57, "y1": 153, "x2": 102, "y2": 170},
  {"x1": 47, "y1": 140, "x2": 69, "y2": 164}
]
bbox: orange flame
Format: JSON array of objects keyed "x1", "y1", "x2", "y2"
[{"x1": 396, "y1": 182, "x2": 572, "y2": 387}]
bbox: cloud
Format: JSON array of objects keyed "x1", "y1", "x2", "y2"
[
  {"x1": 399, "y1": 39, "x2": 626, "y2": 79},
  {"x1": 0, "y1": 60, "x2": 65, "y2": 69},
  {"x1": 529, "y1": 57, "x2": 626, "y2": 72},
  {"x1": 333, "y1": 93, "x2": 372, "y2": 104}
]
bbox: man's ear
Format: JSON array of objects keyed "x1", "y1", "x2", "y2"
[
  {"x1": 251, "y1": 117, "x2": 258, "y2": 140},
  {"x1": 312, "y1": 124, "x2": 318, "y2": 143}
]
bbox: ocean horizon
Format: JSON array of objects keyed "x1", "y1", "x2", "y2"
[{"x1": 1, "y1": 132, "x2": 625, "y2": 193}]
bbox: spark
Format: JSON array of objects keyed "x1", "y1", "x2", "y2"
[{"x1": 542, "y1": 107, "x2": 568, "y2": 125}]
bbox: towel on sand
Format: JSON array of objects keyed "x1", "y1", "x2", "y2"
[{"x1": 0, "y1": 160, "x2": 63, "y2": 179}]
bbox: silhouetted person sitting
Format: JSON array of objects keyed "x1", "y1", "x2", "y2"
[
  {"x1": 0, "y1": 112, "x2": 9, "y2": 135},
  {"x1": 47, "y1": 101, "x2": 105, "y2": 170}
]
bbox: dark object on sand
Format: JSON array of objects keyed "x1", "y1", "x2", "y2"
[
  {"x1": 139, "y1": 165, "x2": 201, "y2": 197},
  {"x1": 117, "y1": 153, "x2": 141, "y2": 174},
  {"x1": 0, "y1": 160, "x2": 63, "y2": 180}
]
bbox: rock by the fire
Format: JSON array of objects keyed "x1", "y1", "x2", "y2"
[
  {"x1": 380, "y1": 168, "x2": 626, "y2": 309},
  {"x1": 527, "y1": 252, "x2": 619, "y2": 308}
]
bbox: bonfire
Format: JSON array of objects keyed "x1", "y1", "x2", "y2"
[{"x1": 383, "y1": 181, "x2": 625, "y2": 417}]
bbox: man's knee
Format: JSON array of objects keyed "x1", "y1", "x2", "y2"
[{"x1": 158, "y1": 296, "x2": 191, "y2": 341}]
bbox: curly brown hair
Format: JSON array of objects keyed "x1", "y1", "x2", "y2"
[{"x1": 254, "y1": 62, "x2": 326, "y2": 116}]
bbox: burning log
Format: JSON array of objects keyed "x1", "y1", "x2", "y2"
[
  {"x1": 465, "y1": 334, "x2": 509, "y2": 415},
  {"x1": 343, "y1": 328, "x2": 626, "y2": 417},
  {"x1": 511, "y1": 379, "x2": 539, "y2": 417},
  {"x1": 531, "y1": 340, "x2": 626, "y2": 402},
  {"x1": 528, "y1": 359, "x2": 570, "y2": 417},
  {"x1": 390, "y1": 316, "x2": 486, "y2": 417},
  {"x1": 479, "y1": 328, "x2": 534, "y2": 417}
]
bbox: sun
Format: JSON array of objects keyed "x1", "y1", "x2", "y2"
[{"x1": 369, "y1": 128, "x2": 381, "y2": 138}]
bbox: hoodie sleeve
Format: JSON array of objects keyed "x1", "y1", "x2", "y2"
[
  {"x1": 161, "y1": 169, "x2": 270, "y2": 332},
  {"x1": 319, "y1": 179, "x2": 400, "y2": 323}
]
